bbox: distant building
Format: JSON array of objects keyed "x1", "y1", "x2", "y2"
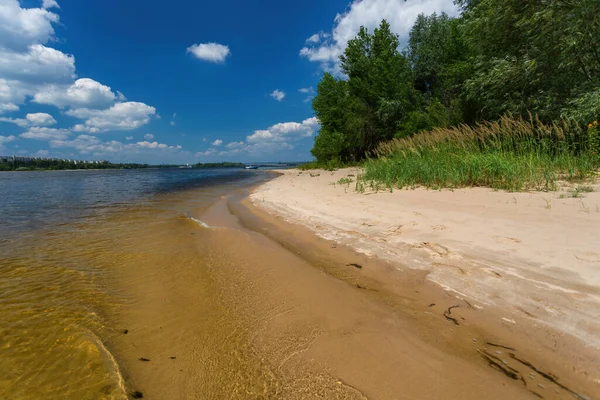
[{"x1": 0, "y1": 155, "x2": 110, "y2": 164}]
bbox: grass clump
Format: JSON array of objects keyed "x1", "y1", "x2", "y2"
[
  {"x1": 361, "y1": 115, "x2": 599, "y2": 192},
  {"x1": 560, "y1": 185, "x2": 596, "y2": 198},
  {"x1": 574, "y1": 185, "x2": 595, "y2": 193},
  {"x1": 337, "y1": 177, "x2": 354, "y2": 185}
]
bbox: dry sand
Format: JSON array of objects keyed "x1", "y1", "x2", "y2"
[{"x1": 251, "y1": 169, "x2": 600, "y2": 360}]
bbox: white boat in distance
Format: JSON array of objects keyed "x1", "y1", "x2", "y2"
[{"x1": 245, "y1": 165, "x2": 258, "y2": 170}]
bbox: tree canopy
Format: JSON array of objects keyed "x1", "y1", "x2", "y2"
[{"x1": 310, "y1": 0, "x2": 600, "y2": 164}]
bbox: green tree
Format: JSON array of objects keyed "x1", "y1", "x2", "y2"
[
  {"x1": 461, "y1": 0, "x2": 600, "y2": 122},
  {"x1": 311, "y1": 20, "x2": 418, "y2": 162}
]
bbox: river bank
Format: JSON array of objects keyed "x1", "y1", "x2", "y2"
[
  {"x1": 246, "y1": 168, "x2": 600, "y2": 398},
  {"x1": 104, "y1": 171, "x2": 598, "y2": 399},
  {"x1": 107, "y1": 191, "x2": 546, "y2": 399}
]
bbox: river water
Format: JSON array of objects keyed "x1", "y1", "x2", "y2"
[{"x1": 0, "y1": 169, "x2": 273, "y2": 400}]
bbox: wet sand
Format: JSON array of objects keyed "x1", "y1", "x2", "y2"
[{"x1": 107, "y1": 180, "x2": 598, "y2": 399}]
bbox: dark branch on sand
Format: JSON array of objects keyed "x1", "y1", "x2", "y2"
[{"x1": 443, "y1": 305, "x2": 460, "y2": 325}]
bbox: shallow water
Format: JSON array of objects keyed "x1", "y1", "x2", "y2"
[{"x1": 0, "y1": 169, "x2": 272, "y2": 400}]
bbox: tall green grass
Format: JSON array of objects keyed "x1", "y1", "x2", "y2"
[{"x1": 361, "y1": 116, "x2": 599, "y2": 192}]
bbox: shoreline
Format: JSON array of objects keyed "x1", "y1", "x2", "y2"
[
  {"x1": 98, "y1": 170, "x2": 599, "y2": 399},
  {"x1": 0, "y1": 166, "x2": 249, "y2": 173},
  {"x1": 247, "y1": 168, "x2": 600, "y2": 396},
  {"x1": 250, "y1": 168, "x2": 600, "y2": 346}
]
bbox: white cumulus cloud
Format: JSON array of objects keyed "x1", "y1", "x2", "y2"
[
  {"x1": 50, "y1": 134, "x2": 182, "y2": 155},
  {"x1": 68, "y1": 102, "x2": 157, "y2": 133},
  {"x1": 42, "y1": 0, "x2": 60, "y2": 10},
  {"x1": 0, "y1": 112, "x2": 57, "y2": 127},
  {"x1": 0, "y1": 78, "x2": 31, "y2": 106},
  {"x1": 247, "y1": 117, "x2": 319, "y2": 144},
  {"x1": 298, "y1": 87, "x2": 314, "y2": 94},
  {"x1": 20, "y1": 126, "x2": 70, "y2": 140},
  {"x1": 187, "y1": 43, "x2": 230, "y2": 63},
  {"x1": 225, "y1": 141, "x2": 245, "y2": 149},
  {"x1": 0, "y1": 2, "x2": 75, "y2": 109},
  {"x1": 197, "y1": 117, "x2": 320, "y2": 160},
  {"x1": 144, "y1": 133, "x2": 154, "y2": 140},
  {"x1": 0, "y1": 0, "x2": 60, "y2": 51},
  {"x1": 195, "y1": 148, "x2": 217, "y2": 157},
  {"x1": 0, "y1": 1, "x2": 158, "y2": 143},
  {"x1": 0, "y1": 135, "x2": 17, "y2": 145},
  {"x1": 270, "y1": 89, "x2": 285, "y2": 101},
  {"x1": 212, "y1": 139, "x2": 223, "y2": 146},
  {"x1": 0, "y1": 44, "x2": 75, "y2": 83},
  {"x1": 306, "y1": 32, "x2": 329, "y2": 44},
  {"x1": 25, "y1": 112, "x2": 56, "y2": 126},
  {"x1": 0, "y1": 103, "x2": 19, "y2": 114},
  {"x1": 34, "y1": 78, "x2": 116, "y2": 109},
  {"x1": 300, "y1": 0, "x2": 459, "y2": 71}
]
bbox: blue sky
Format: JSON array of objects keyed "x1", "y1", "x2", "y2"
[{"x1": 0, "y1": 0, "x2": 457, "y2": 163}]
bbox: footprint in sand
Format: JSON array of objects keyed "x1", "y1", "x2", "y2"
[
  {"x1": 384, "y1": 222, "x2": 418, "y2": 236},
  {"x1": 343, "y1": 230, "x2": 367, "y2": 238},
  {"x1": 574, "y1": 251, "x2": 600, "y2": 263},
  {"x1": 494, "y1": 236, "x2": 522, "y2": 245},
  {"x1": 431, "y1": 225, "x2": 447, "y2": 231},
  {"x1": 432, "y1": 262, "x2": 466, "y2": 275},
  {"x1": 385, "y1": 225, "x2": 404, "y2": 234},
  {"x1": 413, "y1": 242, "x2": 449, "y2": 257}
]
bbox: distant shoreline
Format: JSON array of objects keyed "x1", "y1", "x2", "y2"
[
  {"x1": 0, "y1": 160, "x2": 249, "y2": 172},
  {"x1": 0, "y1": 165, "x2": 250, "y2": 173}
]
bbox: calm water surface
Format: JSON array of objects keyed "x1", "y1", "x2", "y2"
[
  {"x1": 0, "y1": 168, "x2": 261, "y2": 236},
  {"x1": 0, "y1": 168, "x2": 272, "y2": 399}
]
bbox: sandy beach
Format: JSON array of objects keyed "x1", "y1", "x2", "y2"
[
  {"x1": 251, "y1": 169, "x2": 600, "y2": 344},
  {"x1": 247, "y1": 168, "x2": 600, "y2": 397}
]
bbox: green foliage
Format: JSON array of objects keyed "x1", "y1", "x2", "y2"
[
  {"x1": 362, "y1": 116, "x2": 598, "y2": 191},
  {"x1": 311, "y1": 20, "x2": 418, "y2": 163},
  {"x1": 462, "y1": 0, "x2": 600, "y2": 121},
  {"x1": 308, "y1": 3, "x2": 600, "y2": 189},
  {"x1": 0, "y1": 158, "x2": 151, "y2": 171},
  {"x1": 337, "y1": 177, "x2": 354, "y2": 185},
  {"x1": 588, "y1": 121, "x2": 600, "y2": 161},
  {"x1": 396, "y1": 99, "x2": 463, "y2": 138},
  {"x1": 298, "y1": 161, "x2": 320, "y2": 170},
  {"x1": 563, "y1": 185, "x2": 595, "y2": 199},
  {"x1": 409, "y1": 13, "x2": 472, "y2": 102},
  {"x1": 298, "y1": 156, "x2": 347, "y2": 171},
  {"x1": 563, "y1": 90, "x2": 600, "y2": 125}
]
